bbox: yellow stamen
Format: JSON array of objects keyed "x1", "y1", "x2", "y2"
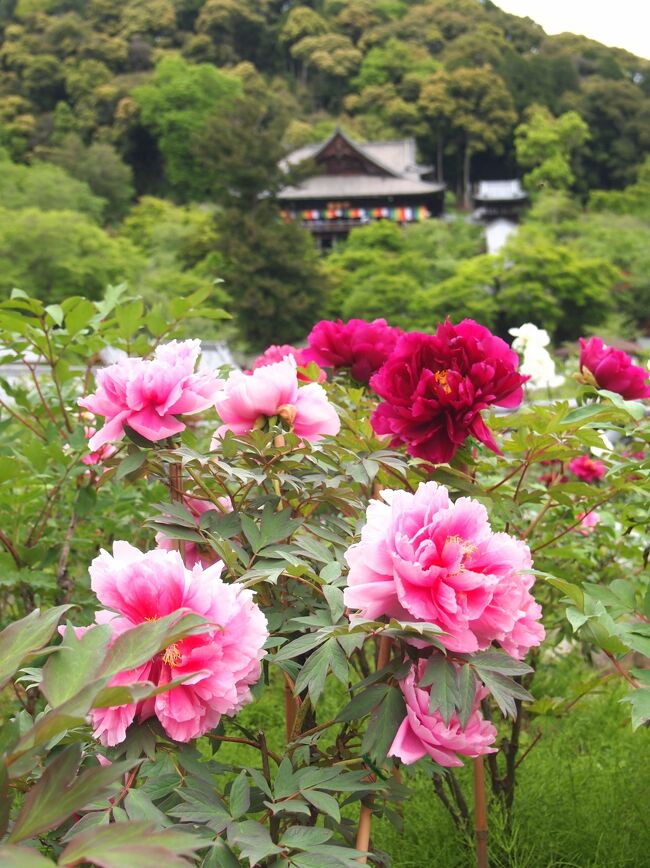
[
  {"x1": 163, "y1": 643, "x2": 181, "y2": 668},
  {"x1": 434, "y1": 369, "x2": 452, "y2": 394}
]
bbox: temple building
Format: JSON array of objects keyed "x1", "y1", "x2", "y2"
[{"x1": 278, "y1": 129, "x2": 445, "y2": 249}]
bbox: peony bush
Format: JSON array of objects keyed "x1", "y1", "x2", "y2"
[{"x1": 0, "y1": 293, "x2": 649, "y2": 866}]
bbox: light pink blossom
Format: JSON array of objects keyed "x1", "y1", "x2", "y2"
[
  {"x1": 577, "y1": 511, "x2": 600, "y2": 536},
  {"x1": 213, "y1": 355, "x2": 340, "y2": 444},
  {"x1": 79, "y1": 340, "x2": 221, "y2": 451},
  {"x1": 344, "y1": 481, "x2": 544, "y2": 657},
  {"x1": 81, "y1": 427, "x2": 117, "y2": 466},
  {"x1": 88, "y1": 542, "x2": 268, "y2": 745},
  {"x1": 156, "y1": 496, "x2": 232, "y2": 568},
  {"x1": 251, "y1": 344, "x2": 325, "y2": 383},
  {"x1": 389, "y1": 660, "x2": 497, "y2": 766}
]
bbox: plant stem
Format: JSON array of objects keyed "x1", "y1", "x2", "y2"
[{"x1": 473, "y1": 756, "x2": 488, "y2": 868}]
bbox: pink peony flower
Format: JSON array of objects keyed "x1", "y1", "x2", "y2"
[
  {"x1": 81, "y1": 427, "x2": 117, "y2": 466},
  {"x1": 156, "y1": 496, "x2": 232, "y2": 568},
  {"x1": 577, "y1": 511, "x2": 600, "y2": 536},
  {"x1": 344, "y1": 481, "x2": 544, "y2": 657},
  {"x1": 388, "y1": 659, "x2": 497, "y2": 767},
  {"x1": 305, "y1": 318, "x2": 402, "y2": 384},
  {"x1": 79, "y1": 340, "x2": 222, "y2": 451},
  {"x1": 213, "y1": 355, "x2": 340, "y2": 444},
  {"x1": 88, "y1": 542, "x2": 268, "y2": 745},
  {"x1": 568, "y1": 454, "x2": 606, "y2": 483},
  {"x1": 579, "y1": 337, "x2": 650, "y2": 400},
  {"x1": 251, "y1": 345, "x2": 326, "y2": 383},
  {"x1": 370, "y1": 321, "x2": 527, "y2": 465}
]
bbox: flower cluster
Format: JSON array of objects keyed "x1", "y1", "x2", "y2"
[
  {"x1": 213, "y1": 354, "x2": 340, "y2": 444},
  {"x1": 305, "y1": 317, "x2": 402, "y2": 384},
  {"x1": 388, "y1": 661, "x2": 497, "y2": 766},
  {"x1": 370, "y1": 321, "x2": 527, "y2": 464},
  {"x1": 88, "y1": 542, "x2": 268, "y2": 745},
  {"x1": 344, "y1": 481, "x2": 544, "y2": 659},
  {"x1": 579, "y1": 336, "x2": 650, "y2": 400},
  {"x1": 80, "y1": 340, "x2": 221, "y2": 450}
]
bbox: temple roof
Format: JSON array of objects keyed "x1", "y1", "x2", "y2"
[{"x1": 279, "y1": 129, "x2": 443, "y2": 201}]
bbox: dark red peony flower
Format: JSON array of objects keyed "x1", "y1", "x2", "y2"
[
  {"x1": 579, "y1": 337, "x2": 650, "y2": 400},
  {"x1": 370, "y1": 320, "x2": 527, "y2": 464},
  {"x1": 568, "y1": 454, "x2": 606, "y2": 483},
  {"x1": 305, "y1": 318, "x2": 402, "y2": 384}
]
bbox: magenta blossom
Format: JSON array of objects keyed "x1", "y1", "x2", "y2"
[
  {"x1": 305, "y1": 318, "x2": 402, "y2": 384},
  {"x1": 213, "y1": 355, "x2": 340, "y2": 444},
  {"x1": 344, "y1": 481, "x2": 544, "y2": 657},
  {"x1": 569, "y1": 454, "x2": 606, "y2": 483},
  {"x1": 389, "y1": 660, "x2": 497, "y2": 766},
  {"x1": 579, "y1": 337, "x2": 650, "y2": 400},
  {"x1": 81, "y1": 427, "x2": 117, "y2": 466},
  {"x1": 88, "y1": 542, "x2": 268, "y2": 745},
  {"x1": 370, "y1": 321, "x2": 527, "y2": 465},
  {"x1": 79, "y1": 340, "x2": 221, "y2": 451},
  {"x1": 251, "y1": 345, "x2": 325, "y2": 383},
  {"x1": 156, "y1": 496, "x2": 232, "y2": 569}
]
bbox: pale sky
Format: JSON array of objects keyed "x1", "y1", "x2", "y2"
[{"x1": 496, "y1": 0, "x2": 650, "y2": 60}]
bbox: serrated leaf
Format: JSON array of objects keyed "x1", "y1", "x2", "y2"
[
  {"x1": 419, "y1": 655, "x2": 458, "y2": 725},
  {"x1": 476, "y1": 670, "x2": 533, "y2": 719},
  {"x1": 621, "y1": 688, "x2": 650, "y2": 730},
  {"x1": 465, "y1": 651, "x2": 533, "y2": 677}
]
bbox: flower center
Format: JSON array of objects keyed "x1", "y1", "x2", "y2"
[
  {"x1": 162, "y1": 643, "x2": 181, "y2": 668},
  {"x1": 434, "y1": 369, "x2": 452, "y2": 394},
  {"x1": 277, "y1": 403, "x2": 297, "y2": 426},
  {"x1": 445, "y1": 534, "x2": 477, "y2": 575}
]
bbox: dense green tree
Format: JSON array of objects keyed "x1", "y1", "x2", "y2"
[
  {"x1": 515, "y1": 106, "x2": 590, "y2": 193},
  {"x1": 133, "y1": 55, "x2": 241, "y2": 198},
  {"x1": 44, "y1": 133, "x2": 134, "y2": 220},
  {"x1": 0, "y1": 149, "x2": 105, "y2": 220},
  {"x1": 0, "y1": 207, "x2": 142, "y2": 301},
  {"x1": 216, "y1": 203, "x2": 327, "y2": 349}
]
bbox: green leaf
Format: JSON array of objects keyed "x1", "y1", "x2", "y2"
[
  {"x1": 227, "y1": 820, "x2": 283, "y2": 866},
  {"x1": 115, "y1": 449, "x2": 146, "y2": 480},
  {"x1": 280, "y1": 826, "x2": 333, "y2": 849},
  {"x1": 273, "y1": 631, "x2": 331, "y2": 663},
  {"x1": 229, "y1": 770, "x2": 251, "y2": 819},
  {"x1": 0, "y1": 847, "x2": 53, "y2": 867},
  {"x1": 0, "y1": 605, "x2": 73, "y2": 689},
  {"x1": 337, "y1": 684, "x2": 390, "y2": 723},
  {"x1": 323, "y1": 585, "x2": 345, "y2": 623},
  {"x1": 475, "y1": 670, "x2": 533, "y2": 719},
  {"x1": 456, "y1": 664, "x2": 476, "y2": 729},
  {"x1": 620, "y1": 688, "x2": 650, "y2": 730},
  {"x1": 60, "y1": 821, "x2": 207, "y2": 867},
  {"x1": 41, "y1": 623, "x2": 112, "y2": 707},
  {"x1": 361, "y1": 685, "x2": 406, "y2": 764},
  {"x1": 8, "y1": 745, "x2": 132, "y2": 843},
  {"x1": 597, "y1": 389, "x2": 646, "y2": 421},
  {"x1": 465, "y1": 651, "x2": 533, "y2": 677},
  {"x1": 419, "y1": 655, "x2": 458, "y2": 725},
  {"x1": 301, "y1": 789, "x2": 341, "y2": 823}
]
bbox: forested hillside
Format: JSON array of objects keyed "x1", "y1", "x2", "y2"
[{"x1": 1, "y1": 0, "x2": 649, "y2": 347}]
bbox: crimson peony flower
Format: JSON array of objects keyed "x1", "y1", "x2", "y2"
[
  {"x1": 389, "y1": 659, "x2": 497, "y2": 766},
  {"x1": 79, "y1": 340, "x2": 222, "y2": 450},
  {"x1": 305, "y1": 318, "x2": 402, "y2": 384},
  {"x1": 156, "y1": 496, "x2": 232, "y2": 569},
  {"x1": 213, "y1": 355, "x2": 340, "y2": 444},
  {"x1": 568, "y1": 454, "x2": 606, "y2": 483},
  {"x1": 343, "y1": 481, "x2": 544, "y2": 657},
  {"x1": 88, "y1": 542, "x2": 268, "y2": 745},
  {"x1": 370, "y1": 320, "x2": 526, "y2": 465},
  {"x1": 579, "y1": 337, "x2": 650, "y2": 400},
  {"x1": 251, "y1": 344, "x2": 325, "y2": 383}
]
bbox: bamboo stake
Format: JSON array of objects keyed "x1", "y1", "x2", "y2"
[
  {"x1": 355, "y1": 803, "x2": 373, "y2": 864},
  {"x1": 284, "y1": 672, "x2": 298, "y2": 743},
  {"x1": 473, "y1": 756, "x2": 488, "y2": 868},
  {"x1": 168, "y1": 461, "x2": 187, "y2": 562}
]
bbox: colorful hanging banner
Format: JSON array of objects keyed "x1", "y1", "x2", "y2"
[{"x1": 282, "y1": 205, "x2": 431, "y2": 224}]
